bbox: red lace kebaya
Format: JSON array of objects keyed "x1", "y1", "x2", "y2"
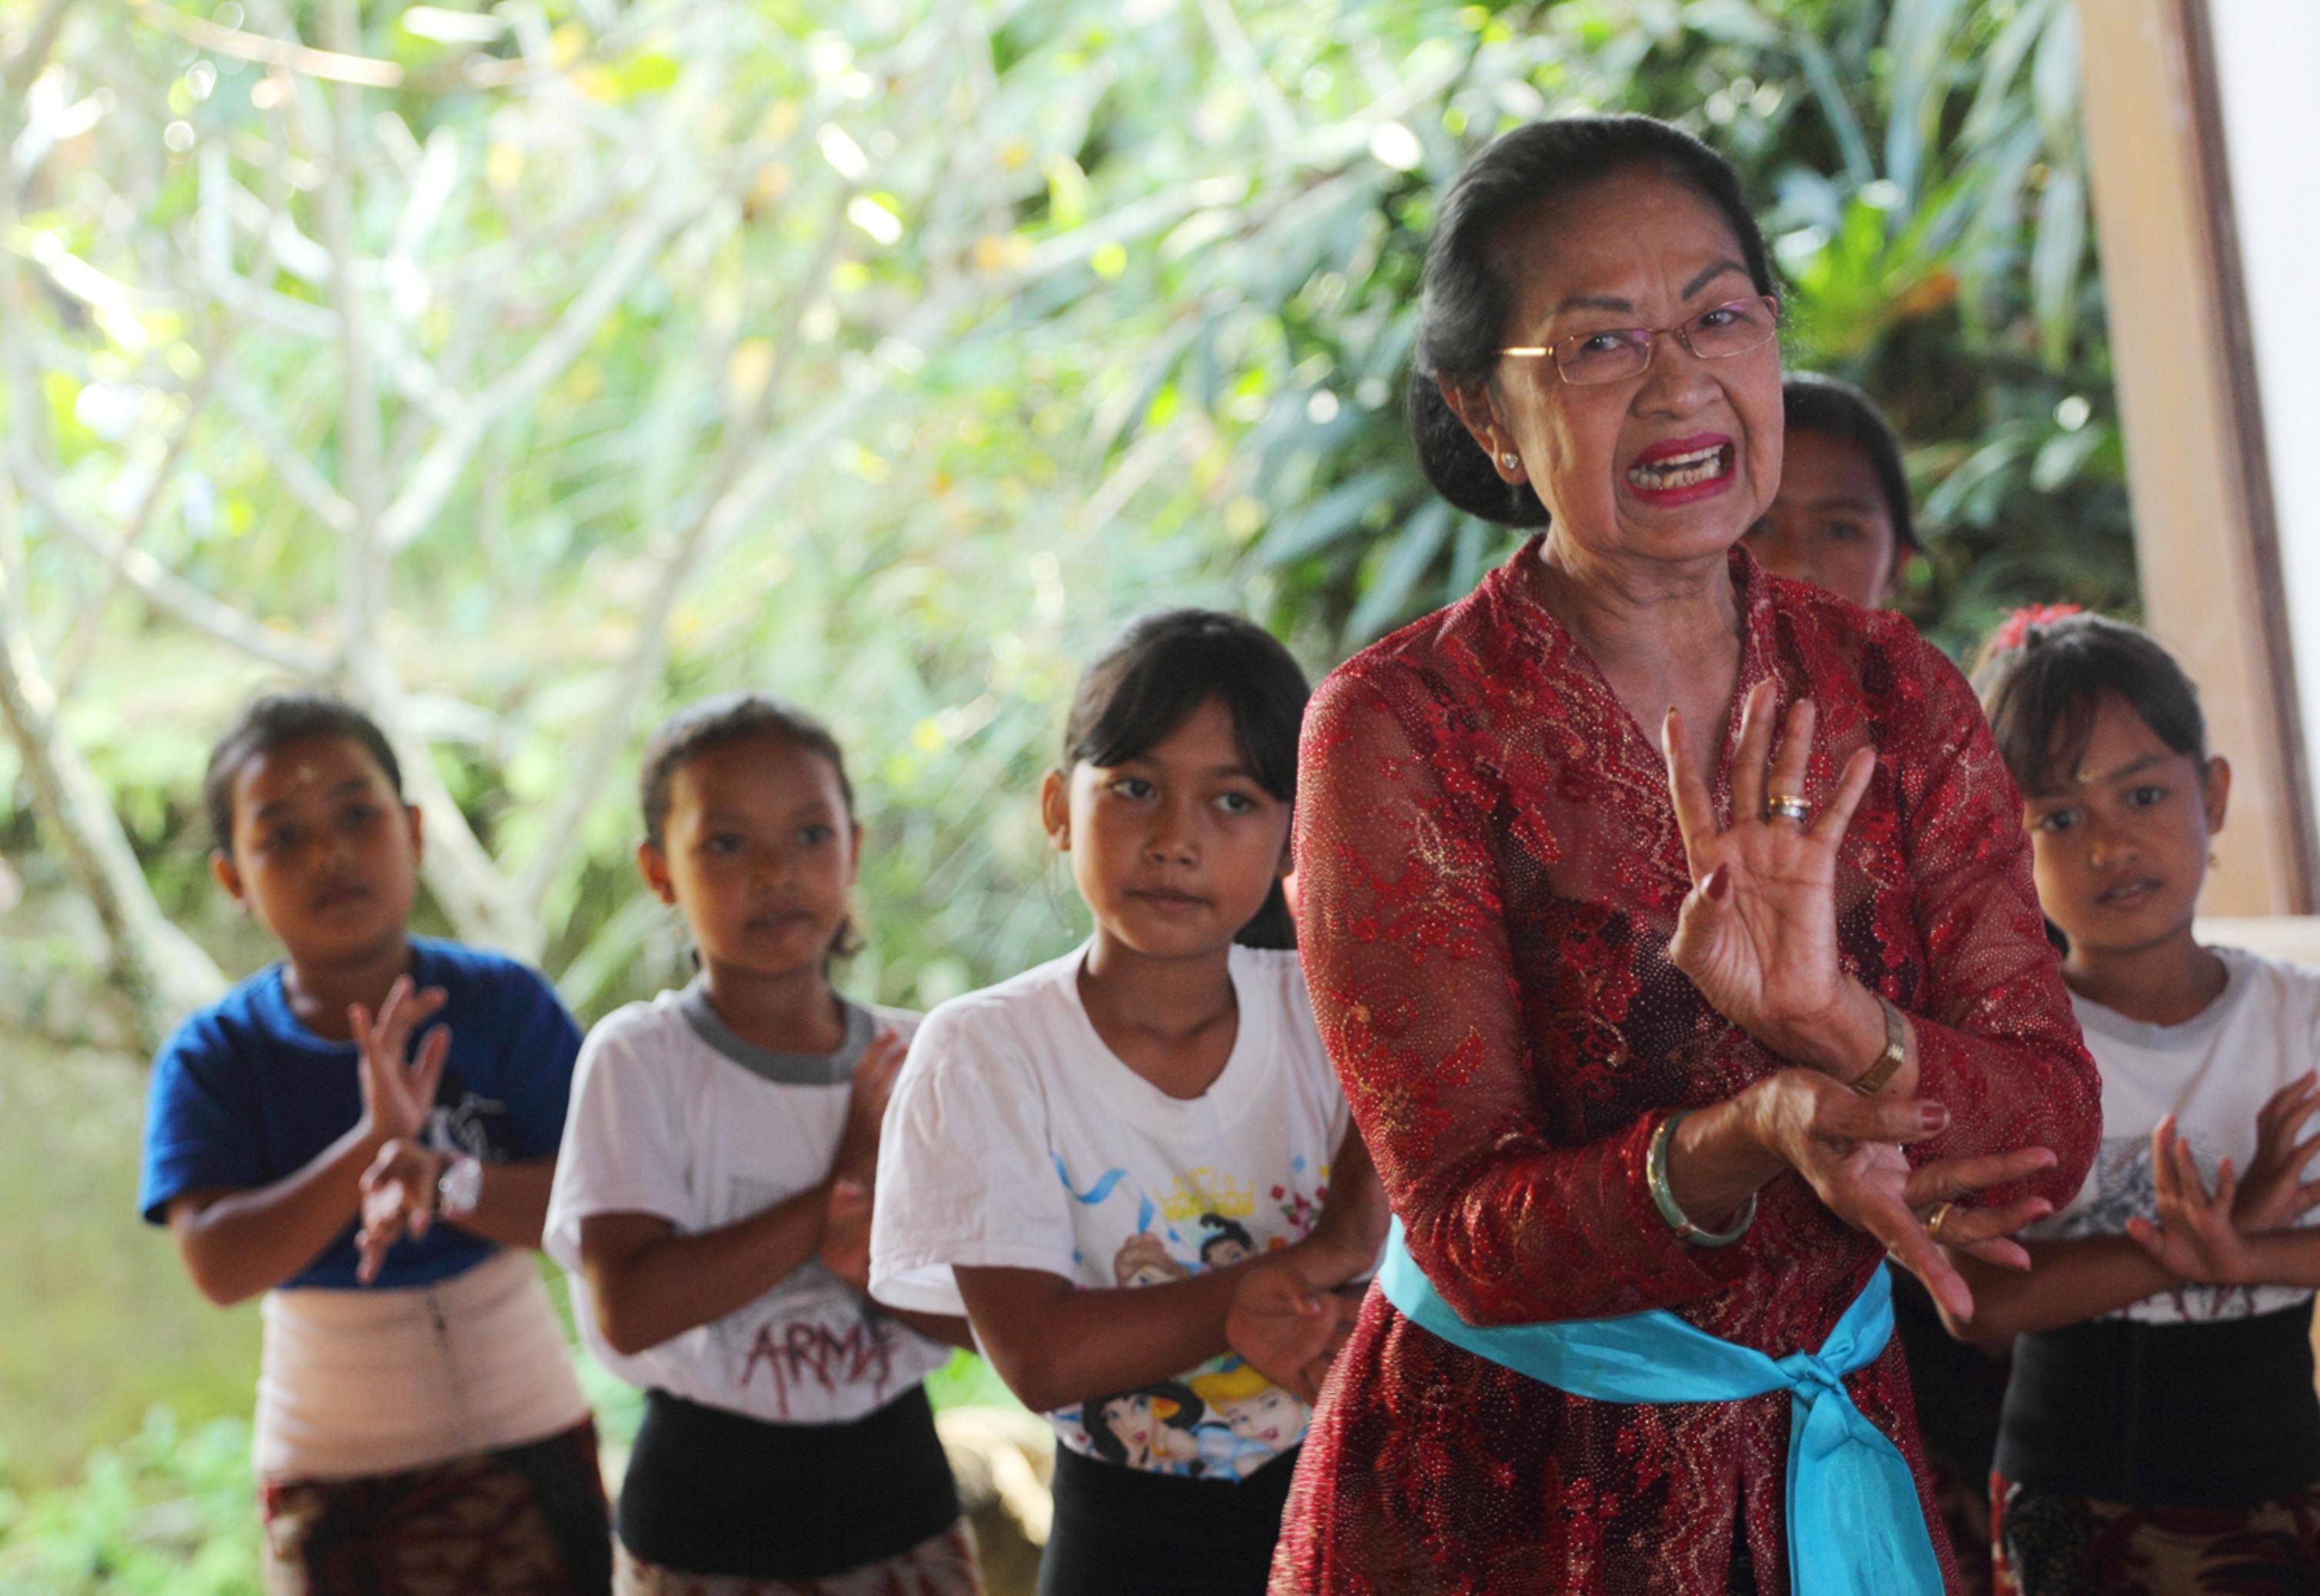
[{"x1": 1273, "y1": 540, "x2": 2100, "y2": 1594}]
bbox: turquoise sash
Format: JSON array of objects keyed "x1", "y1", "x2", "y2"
[{"x1": 1377, "y1": 1219, "x2": 1941, "y2": 1596}]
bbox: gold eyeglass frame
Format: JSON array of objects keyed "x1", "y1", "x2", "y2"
[{"x1": 1499, "y1": 294, "x2": 1781, "y2": 386}]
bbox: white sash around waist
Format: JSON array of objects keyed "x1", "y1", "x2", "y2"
[{"x1": 254, "y1": 1248, "x2": 589, "y2": 1480}]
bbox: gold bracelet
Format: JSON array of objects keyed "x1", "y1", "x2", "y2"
[
  {"x1": 1646, "y1": 1111, "x2": 1754, "y2": 1248},
  {"x1": 1849, "y1": 995, "x2": 1908, "y2": 1097}
]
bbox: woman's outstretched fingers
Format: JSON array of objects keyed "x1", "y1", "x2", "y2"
[
  {"x1": 1903, "y1": 1147, "x2": 2058, "y2": 1206},
  {"x1": 1765, "y1": 698, "x2": 1816, "y2": 813},
  {"x1": 1729, "y1": 679, "x2": 1776, "y2": 823},
  {"x1": 1810, "y1": 746, "x2": 1879, "y2": 844},
  {"x1": 1662, "y1": 707, "x2": 1719, "y2": 872}
]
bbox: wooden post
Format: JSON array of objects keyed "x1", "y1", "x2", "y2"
[{"x1": 2075, "y1": 0, "x2": 2315, "y2": 912}]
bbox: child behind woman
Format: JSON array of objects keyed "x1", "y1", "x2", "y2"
[
  {"x1": 138, "y1": 691, "x2": 609, "y2": 1594},
  {"x1": 1952, "y1": 611, "x2": 2320, "y2": 1594},
  {"x1": 544, "y1": 694, "x2": 979, "y2": 1595},
  {"x1": 870, "y1": 610, "x2": 1387, "y2": 1596}
]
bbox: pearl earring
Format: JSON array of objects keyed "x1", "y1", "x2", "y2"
[{"x1": 1500, "y1": 452, "x2": 1520, "y2": 471}]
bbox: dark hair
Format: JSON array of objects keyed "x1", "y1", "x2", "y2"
[
  {"x1": 1782, "y1": 372, "x2": 1920, "y2": 551},
  {"x1": 1080, "y1": 1381, "x2": 1207, "y2": 1468},
  {"x1": 205, "y1": 691, "x2": 403, "y2": 854},
  {"x1": 639, "y1": 693, "x2": 862, "y2": 963},
  {"x1": 1197, "y1": 1214, "x2": 1257, "y2": 1262},
  {"x1": 640, "y1": 693, "x2": 856, "y2": 848},
  {"x1": 1973, "y1": 612, "x2": 2207, "y2": 799},
  {"x1": 1410, "y1": 115, "x2": 1777, "y2": 527},
  {"x1": 1062, "y1": 610, "x2": 1310, "y2": 950}
]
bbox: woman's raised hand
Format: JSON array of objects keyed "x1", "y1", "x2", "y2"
[
  {"x1": 350, "y1": 977, "x2": 450, "y2": 1144},
  {"x1": 1664, "y1": 680, "x2": 1879, "y2": 1071},
  {"x1": 1736, "y1": 1069, "x2": 2055, "y2": 1322}
]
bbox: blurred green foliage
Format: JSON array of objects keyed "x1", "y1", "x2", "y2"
[
  {"x1": 3, "y1": 0, "x2": 2129, "y2": 1029},
  {"x1": 0, "y1": 0, "x2": 2131, "y2": 1579}
]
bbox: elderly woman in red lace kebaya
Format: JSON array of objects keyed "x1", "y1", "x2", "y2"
[{"x1": 1267, "y1": 117, "x2": 2101, "y2": 1596}]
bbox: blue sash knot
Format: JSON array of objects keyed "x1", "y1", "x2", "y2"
[{"x1": 1377, "y1": 1219, "x2": 1941, "y2": 1596}]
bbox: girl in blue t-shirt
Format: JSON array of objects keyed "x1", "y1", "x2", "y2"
[{"x1": 138, "y1": 690, "x2": 610, "y2": 1595}]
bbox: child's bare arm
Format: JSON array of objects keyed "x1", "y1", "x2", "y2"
[
  {"x1": 579, "y1": 1194, "x2": 831, "y2": 1357},
  {"x1": 169, "y1": 980, "x2": 449, "y2": 1304},
  {"x1": 956, "y1": 1147, "x2": 1384, "y2": 1414},
  {"x1": 955, "y1": 1263, "x2": 1267, "y2": 1414},
  {"x1": 169, "y1": 1121, "x2": 389, "y2": 1304},
  {"x1": 887, "y1": 1309, "x2": 976, "y2": 1351},
  {"x1": 1939, "y1": 1236, "x2": 2175, "y2": 1348},
  {"x1": 355, "y1": 1143, "x2": 559, "y2": 1283}
]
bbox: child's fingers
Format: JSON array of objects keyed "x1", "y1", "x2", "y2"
[
  {"x1": 2175, "y1": 1134, "x2": 2212, "y2": 1204},
  {"x1": 2149, "y1": 1119, "x2": 2181, "y2": 1208},
  {"x1": 410, "y1": 1027, "x2": 452, "y2": 1101},
  {"x1": 2125, "y1": 1214, "x2": 2168, "y2": 1266},
  {"x1": 2213, "y1": 1157, "x2": 2238, "y2": 1215}
]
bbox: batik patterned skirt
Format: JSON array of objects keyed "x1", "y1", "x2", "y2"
[{"x1": 613, "y1": 1520, "x2": 981, "y2": 1596}]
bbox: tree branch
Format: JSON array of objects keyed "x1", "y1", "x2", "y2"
[
  {"x1": 5, "y1": 447, "x2": 330, "y2": 676},
  {"x1": 0, "y1": 560, "x2": 226, "y2": 1048},
  {"x1": 513, "y1": 201, "x2": 857, "y2": 909},
  {"x1": 377, "y1": 179, "x2": 708, "y2": 550}
]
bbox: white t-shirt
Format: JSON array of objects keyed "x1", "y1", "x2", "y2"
[
  {"x1": 870, "y1": 942, "x2": 1350, "y2": 1483},
  {"x1": 545, "y1": 987, "x2": 951, "y2": 1423},
  {"x1": 2022, "y1": 945, "x2": 2320, "y2": 1324}
]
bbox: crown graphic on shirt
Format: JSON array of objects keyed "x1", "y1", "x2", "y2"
[{"x1": 1160, "y1": 1168, "x2": 1256, "y2": 1222}]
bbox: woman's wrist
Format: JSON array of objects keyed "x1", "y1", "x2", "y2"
[
  {"x1": 1664, "y1": 1098, "x2": 1783, "y2": 1233},
  {"x1": 1771, "y1": 981, "x2": 1891, "y2": 1082}
]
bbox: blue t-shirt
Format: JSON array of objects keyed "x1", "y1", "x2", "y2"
[{"x1": 137, "y1": 937, "x2": 582, "y2": 1291}]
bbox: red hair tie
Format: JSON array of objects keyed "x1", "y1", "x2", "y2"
[{"x1": 1992, "y1": 602, "x2": 2082, "y2": 654}]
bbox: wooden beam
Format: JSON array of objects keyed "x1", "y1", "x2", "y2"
[{"x1": 2075, "y1": 0, "x2": 2315, "y2": 912}]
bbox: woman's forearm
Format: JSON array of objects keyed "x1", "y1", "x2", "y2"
[
  {"x1": 1664, "y1": 1096, "x2": 1784, "y2": 1227},
  {"x1": 172, "y1": 1120, "x2": 386, "y2": 1304}
]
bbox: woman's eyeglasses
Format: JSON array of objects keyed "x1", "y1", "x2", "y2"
[{"x1": 1500, "y1": 295, "x2": 1780, "y2": 386}]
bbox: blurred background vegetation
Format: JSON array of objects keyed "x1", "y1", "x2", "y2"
[{"x1": 0, "y1": 0, "x2": 2130, "y2": 1586}]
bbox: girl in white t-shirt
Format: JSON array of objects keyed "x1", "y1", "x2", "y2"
[
  {"x1": 870, "y1": 610, "x2": 1388, "y2": 1596},
  {"x1": 1950, "y1": 611, "x2": 2320, "y2": 1594},
  {"x1": 546, "y1": 694, "x2": 980, "y2": 1596}
]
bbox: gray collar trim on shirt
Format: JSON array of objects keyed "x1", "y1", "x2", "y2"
[{"x1": 676, "y1": 981, "x2": 873, "y2": 1087}]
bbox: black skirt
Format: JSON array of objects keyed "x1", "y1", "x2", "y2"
[
  {"x1": 1037, "y1": 1442, "x2": 1300, "y2": 1596},
  {"x1": 616, "y1": 1386, "x2": 961, "y2": 1581},
  {"x1": 1996, "y1": 1301, "x2": 2320, "y2": 1508}
]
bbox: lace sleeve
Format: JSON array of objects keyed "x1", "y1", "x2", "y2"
[
  {"x1": 1889, "y1": 643, "x2": 2101, "y2": 1208},
  {"x1": 1295, "y1": 668, "x2": 1755, "y2": 1327}
]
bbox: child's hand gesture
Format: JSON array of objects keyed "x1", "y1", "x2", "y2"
[
  {"x1": 2232, "y1": 1071, "x2": 2320, "y2": 1233},
  {"x1": 820, "y1": 1176, "x2": 874, "y2": 1294},
  {"x1": 1227, "y1": 1260, "x2": 1363, "y2": 1404},
  {"x1": 2127, "y1": 1115, "x2": 2253, "y2": 1285},
  {"x1": 830, "y1": 1031, "x2": 908, "y2": 1184},
  {"x1": 356, "y1": 1138, "x2": 447, "y2": 1284},
  {"x1": 352, "y1": 977, "x2": 450, "y2": 1143}
]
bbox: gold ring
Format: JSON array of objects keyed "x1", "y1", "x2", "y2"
[
  {"x1": 1766, "y1": 793, "x2": 1813, "y2": 824},
  {"x1": 1924, "y1": 1200, "x2": 1957, "y2": 1244}
]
